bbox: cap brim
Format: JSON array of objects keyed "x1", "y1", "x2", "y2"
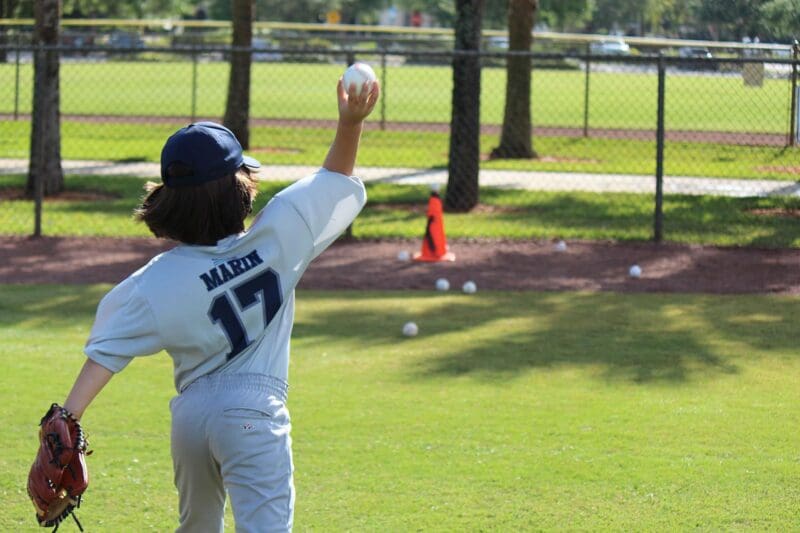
[{"x1": 243, "y1": 155, "x2": 261, "y2": 169}]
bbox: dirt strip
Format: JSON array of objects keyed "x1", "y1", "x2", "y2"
[{"x1": 1, "y1": 236, "x2": 798, "y2": 295}]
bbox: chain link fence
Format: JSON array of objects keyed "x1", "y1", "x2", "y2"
[{"x1": 1, "y1": 40, "x2": 799, "y2": 247}]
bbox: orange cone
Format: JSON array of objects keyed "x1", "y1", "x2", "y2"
[{"x1": 413, "y1": 191, "x2": 455, "y2": 262}]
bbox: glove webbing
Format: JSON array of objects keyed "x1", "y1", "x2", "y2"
[{"x1": 48, "y1": 495, "x2": 83, "y2": 533}]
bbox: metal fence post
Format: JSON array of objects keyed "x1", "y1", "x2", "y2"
[
  {"x1": 33, "y1": 44, "x2": 44, "y2": 238},
  {"x1": 790, "y1": 39, "x2": 799, "y2": 147},
  {"x1": 33, "y1": 160, "x2": 43, "y2": 237},
  {"x1": 583, "y1": 42, "x2": 591, "y2": 137},
  {"x1": 14, "y1": 33, "x2": 21, "y2": 121},
  {"x1": 380, "y1": 50, "x2": 386, "y2": 131},
  {"x1": 653, "y1": 52, "x2": 666, "y2": 243},
  {"x1": 344, "y1": 49, "x2": 356, "y2": 239},
  {"x1": 191, "y1": 48, "x2": 198, "y2": 122}
]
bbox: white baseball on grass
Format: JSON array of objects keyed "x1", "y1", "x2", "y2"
[
  {"x1": 397, "y1": 250, "x2": 411, "y2": 262},
  {"x1": 629, "y1": 264, "x2": 642, "y2": 278},
  {"x1": 554, "y1": 240, "x2": 567, "y2": 252},
  {"x1": 462, "y1": 281, "x2": 477, "y2": 294},
  {"x1": 342, "y1": 62, "x2": 376, "y2": 96},
  {"x1": 435, "y1": 278, "x2": 450, "y2": 291},
  {"x1": 402, "y1": 321, "x2": 419, "y2": 337}
]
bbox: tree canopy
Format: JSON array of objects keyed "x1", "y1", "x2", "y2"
[{"x1": 5, "y1": 0, "x2": 799, "y2": 43}]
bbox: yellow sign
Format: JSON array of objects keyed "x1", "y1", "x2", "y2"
[{"x1": 326, "y1": 10, "x2": 341, "y2": 24}]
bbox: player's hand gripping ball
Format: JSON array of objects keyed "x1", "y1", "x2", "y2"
[
  {"x1": 27, "y1": 403, "x2": 90, "y2": 530},
  {"x1": 342, "y1": 62, "x2": 377, "y2": 96}
]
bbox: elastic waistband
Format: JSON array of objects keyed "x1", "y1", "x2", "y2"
[{"x1": 181, "y1": 373, "x2": 288, "y2": 402}]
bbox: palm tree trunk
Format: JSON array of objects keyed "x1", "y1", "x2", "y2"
[
  {"x1": 223, "y1": 0, "x2": 254, "y2": 149},
  {"x1": 27, "y1": 0, "x2": 64, "y2": 197},
  {"x1": 446, "y1": 0, "x2": 484, "y2": 212}
]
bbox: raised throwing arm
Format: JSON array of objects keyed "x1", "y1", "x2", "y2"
[{"x1": 322, "y1": 77, "x2": 380, "y2": 177}]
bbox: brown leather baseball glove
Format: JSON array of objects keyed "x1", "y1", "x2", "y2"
[{"x1": 27, "y1": 403, "x2": 90, "y2": 531}]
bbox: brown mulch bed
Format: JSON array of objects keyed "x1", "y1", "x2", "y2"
[
  {"x1": 747, "y1": 207, "x2": 800, "y2": 219},
  {"x1": 1, "y1": 236, "x2": 798, "y2": 295}
]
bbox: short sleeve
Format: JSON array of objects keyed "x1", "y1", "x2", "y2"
[
  {"x1": 274, "y1": 169, "x2": 367, "y2": 259},
  {"x1": 84, "y1": 276, "x2": 163, "y2": 373}
]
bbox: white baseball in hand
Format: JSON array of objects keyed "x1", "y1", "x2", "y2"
[{"x1": 343, "y1": 62, "x2": 376, "y2": 96}]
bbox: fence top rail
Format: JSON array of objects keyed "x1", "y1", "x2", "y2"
[
  {"x1": 0, "y1": 42, "x2": 796, "y2": 66},
  {"x1": 0, "y1": 18, "x2": 794, "y2": 54}
]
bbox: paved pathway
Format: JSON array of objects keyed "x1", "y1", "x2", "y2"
[{"x1": 1, "y1": 158, "x2": 798, "y2": 197}]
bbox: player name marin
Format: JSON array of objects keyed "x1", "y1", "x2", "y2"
[{"x1": 199, "y1": 249, "x2": 264, "y2": 291}]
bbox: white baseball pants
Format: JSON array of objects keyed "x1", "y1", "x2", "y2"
[{"x1": 170, "y1": 373, "x2": 294, "y2": 533}]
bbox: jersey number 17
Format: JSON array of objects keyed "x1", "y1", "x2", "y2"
[{"x1": 208, "y1": 269, "x2": 282, "y2": 360}]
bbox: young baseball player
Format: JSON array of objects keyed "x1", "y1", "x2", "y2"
[{"x1": 55, "y1": 77, "x2": 379, "y2": 531}]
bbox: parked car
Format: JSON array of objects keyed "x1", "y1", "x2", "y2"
[
  {"x1": 60, "y1": 32, "x2": 95, "y2": 56},
  {"x1": 252, "y1": 38, "x2": 283, "y2": 62},
  {"x1": 677, "y1": 46, "x2": 714, "y2": 70},
  {"x1": 108, "y1": 31, "x2": 144, "y2": 49},
  {"x1": 485, "y1": 36, "x2": 509, "y2": 50},
  {"x1": 771, "y1": 48, "x2": 792, "y2": 59},
  {"x1": 765, "y1": 47, "x2": 793, "y2": 78},
  {"x1": 589, "y1": 38, "x2": 631, "y2": 56}
]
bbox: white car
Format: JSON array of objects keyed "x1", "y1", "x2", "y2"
[
  {"x1": 677, "y1": 46, "x2": 715, "y2": 70},
  {"x1": 252, "y1": 38, "x2": 283, "y2": 62},
  {"x1": 486, "y1": 36, "x2": 509, "y2": 50},
  {"x1": 589, "y1": 39, "x2": 631, "y2": 56}
]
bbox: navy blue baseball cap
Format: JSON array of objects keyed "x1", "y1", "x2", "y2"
[{"x1": 160, "y1": 122, "x2": 261, "y2": 188}]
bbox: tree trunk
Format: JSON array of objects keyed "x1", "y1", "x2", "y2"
[
  {"x1": 446, "y1": 0, "x2": 484, "y2": 213},
  {"x1": 27, "y1": 0, "x2": 64, "y2": 197},
  {"x1": 490, "y1": 0, "x2": 537, "y2": 160},
  {"x1": 223, "y1": 0, "x2": 254, "y2": 149}
]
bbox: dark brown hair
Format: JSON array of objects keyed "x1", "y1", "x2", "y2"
[{"x1": 134, "y1": 165, "x2": 259, "y2": 245}]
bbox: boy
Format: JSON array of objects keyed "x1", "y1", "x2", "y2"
[{"x1": 32, "y1": 76, "x2": 379, "y2": 532}]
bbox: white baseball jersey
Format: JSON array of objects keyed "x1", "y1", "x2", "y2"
[{"x1": 84, "y1": 169, "x2": 366, "y2": 392}]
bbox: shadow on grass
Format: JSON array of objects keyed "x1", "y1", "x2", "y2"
[
  {"x1": 3, "y1": 288, "x2": 797, "y2": 385},
  {"x1": 3, "y1": 175, "x2": 798, "y2": 248},
  {"x1": 0, "y1": 285, "x2": 106, "y2": 329},
  {"x1": 664, "y1": 195, "x2": 800, "y2": 249},
  {"x1": 358, "y1": 190, "x2": 656, "y2": 241},
  {"x1": 358, "y1": 188, "x2": 800, "y2": 247},
  {"x1": 294, "y1": 291, "x2": 799, "y2": 385}
]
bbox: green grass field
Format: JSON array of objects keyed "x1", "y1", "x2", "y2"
[
  {"x1": 2, "y1": 175, "x2": 800, "y2": 248},
  {"x1": 1, "y1": 119, "x2": 799, "y2": 180},
  {"x1": 1, "y1": 286, "x2": 798, "y2": 530},
  {"x1": 0, "y1": 61, "x2": 793, "y2": 133}
]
